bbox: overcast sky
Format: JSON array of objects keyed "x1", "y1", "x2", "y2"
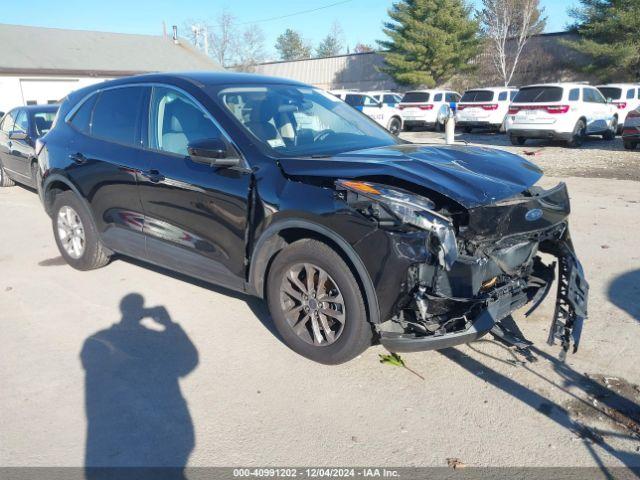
[{"x1": 5, "y1": 0, "x2": 579, "y2": 60}]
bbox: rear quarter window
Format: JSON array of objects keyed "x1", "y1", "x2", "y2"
[
  {"x1": 513, "y1": 87, "x2": 563, "y2": 103},
  {"x1": 434, "y1": 93, "x2": 443, "y2": 102},
  {"x1": 69, "y1": 94, "x2": 99, "y2": 134},
  {"x1": 498, "y1": 92, "x2": 508, "y2": 101},
  {"x1": 568, "y1": 88, "x2": 580, "y2": 102}
]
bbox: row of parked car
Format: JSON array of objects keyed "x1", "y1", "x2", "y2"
[{"x1": 330, "y1": 83, "x2": 640, "y2": 150}]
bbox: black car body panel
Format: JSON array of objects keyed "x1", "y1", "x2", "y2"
[{"x1": 38, "y1": 72, "x2": 588, "y2": 359}]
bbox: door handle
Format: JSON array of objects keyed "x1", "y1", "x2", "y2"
[
  {"x1": 69, "y1": 152, "x2": 87, "y2": 164},
  {"x1": 141, "y1": 169, "x2": 165, "y2": 183}
]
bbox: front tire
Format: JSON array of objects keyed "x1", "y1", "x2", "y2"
[
  {"x1": 603, "y1": 117, "x2": 617, "y2": 141},
  {"x1": 0, "y1": 162, "x2": 15, "y2": 187},
  {"x1": 266, "y1": 239, "x2": 373, "y2": 364},
  {"x1": 51, "y1": 191, "x2": 110, "y2": 271}
]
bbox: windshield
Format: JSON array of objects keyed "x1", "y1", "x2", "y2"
[
  {"x1": 402, "y1": 92, "x2": 430, "y2": 103},
  {"x1": 513, "y1": 87, "x2": 563, "y2": 103},
  {"x1": 460, "y1": 90, "x2": 494, "y2": 102},
  {"x1": 597, "y1": 87, "x2": 622, "y2": 101},
  {"x1": 216, "y1": 85, "x2": 398, "y2": 157}
]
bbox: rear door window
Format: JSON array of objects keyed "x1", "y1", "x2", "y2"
[
  {"x1": 91, "y1": 87, "x2": 147, "y2": 146},
  {"x1": 461, "y1": 90, "x2": 494, "y2": 102},
  {"x1": 402, "y1": 92, "x2": 430, "y2": 103},
  {"x1": 513, "y1": 87, "x2": 563, "y2": 103}
]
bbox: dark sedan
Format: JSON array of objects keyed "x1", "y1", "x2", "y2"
[
  {"x1": 0, "y1": 104, "x2": 58, "y2": 188},
  {"x1": 622, "y1": 107, "x2": 639, "y2": 150}
]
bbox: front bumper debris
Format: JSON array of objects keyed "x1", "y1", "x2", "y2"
[{"x1": 548, "y1": 248, "x2": 589, "y2": 360}]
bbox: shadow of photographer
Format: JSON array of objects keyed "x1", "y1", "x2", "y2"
[{"x1": 81, "y1": 293, "x2": 198, "y2": 479}]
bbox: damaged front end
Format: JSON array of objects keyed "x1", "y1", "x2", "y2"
[{"x1": 337, "y1": 180, "x2": 589, "y2": 359}]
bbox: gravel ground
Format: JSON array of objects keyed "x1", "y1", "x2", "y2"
[
  {"x1": 401, "y1": 130, "x2": 640, "y2": 181},
  {"x1": 1, "y1": 176, "x2": 639, "y2": 470}
]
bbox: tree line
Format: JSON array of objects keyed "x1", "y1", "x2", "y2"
[{"x1": 186, "y1": 0, "x2": 640, "y2": 85}]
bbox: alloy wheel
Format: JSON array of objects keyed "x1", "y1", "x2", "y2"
[
  {"x1": 279, "y1": 263, "x2": 346, "y2": 346},
  {"x1": 57, "y1": 206, "x2": 86, "y2": 259}
]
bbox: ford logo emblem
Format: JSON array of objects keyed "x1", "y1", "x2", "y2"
[{"x1": 525, "y1": 208, "x2": 543, "y2": 221}]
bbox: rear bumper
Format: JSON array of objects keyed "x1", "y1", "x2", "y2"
[{"x1": 508, "y1": 128, "x2": 573, "y2": 141}]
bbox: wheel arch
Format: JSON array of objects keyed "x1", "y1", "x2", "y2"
[
  {"x1": 248, "y1": 220, "x2": 381, "y2": 325},
  {"x1": 41, "y1": 174, "x2": 87, "y2": 217}
]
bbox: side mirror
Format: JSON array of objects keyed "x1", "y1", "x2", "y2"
[
  {"x1": 187, "y1": 138, "x2": 240, "y2": 167},
  {"x1": 9, "y1": 131, "x2": 28, "y2": 141}
]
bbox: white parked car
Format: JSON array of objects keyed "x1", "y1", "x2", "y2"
[
  {"x1": 505, "y1": 83, "x2": 618, "y2": 147},
  {"x1": 331, "y1": 91, "x2": 403, "y2": 135},
  {"x1": 455, "y1": 87, "x2": 518, "y2": 133},
  {"x1": 597, "y1": 84, "x2": 640, "y2": 133},
  {"x1": 398, "y1": 89, "x2": 461, "y2": 131}
]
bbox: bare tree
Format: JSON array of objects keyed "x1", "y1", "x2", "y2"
[
  {"x1": 478, "y1": 0, "x2": 546, "y2": 86},
  {"x1": 235, "y1": 25, "x2": 267, "y2": 71},
  {"x1": 184, "y1": 11, "x2": 266, "y2": 70}
]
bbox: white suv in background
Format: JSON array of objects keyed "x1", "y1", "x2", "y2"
[
  {"x1": 398, "y1": 89, "x2": 461, "y2": 131},
  {"x1": 597, "y1": 84, "x2": 640, "y2": 133},
  {"x1": 331, "y1": 91, "x2": 403, "y2": 135},
  {"x1": 505, "y1": 83, "x2": 618, "y2": 147},
  {"x1": 455, "y1": 87, "x2": 518, "y2": 133}
]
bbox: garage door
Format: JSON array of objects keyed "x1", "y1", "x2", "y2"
[{"x1": 19, "y1": 78, "x2": 81, "y2": 105}]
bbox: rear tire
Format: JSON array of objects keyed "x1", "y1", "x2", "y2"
[
  {"x1": 567, "y1": 119, "x2": 587, "y2": 148},
  {"x1": 624, "y1": 141, "x2": 637, "y2": 150},
  {"x1": 51, "y1": 191, "x2": 110, "y2": 271},
  {"x1": 0, "y1": 162, "x2": 15, "y2": 187},
  {"x1": 510, "y1": 135, "x2": 526, "y2": 146},
  {"x1": 266, "y1": 239, "x2": 373, "y2": 364}
]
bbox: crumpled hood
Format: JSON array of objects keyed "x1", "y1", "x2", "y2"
[{"x1": 278, "y1": 144, "x2": 543, "y2": 208}]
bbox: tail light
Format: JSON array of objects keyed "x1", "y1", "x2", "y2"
[
  {"x1": 613, "y1": 102, "x2": 627, "y2": 110},
  {"x1": 457, "y1": 104, "x2": 467, "y2": 111},
  {"x1": 508, "y1": 105, "x2": 569, "y2": 114},
  {"x1": 481, "y1": 104, "x2": 499, "y2": 110},
  {"x1": 419, "y1": 104, "x2": 434, "y2": 110},
  {"x1": 35, "y1": 138, "x2": 45, "y2": 157},
  {"x1": 399, "y1": 104, "x2": 433, "y2": 110}
]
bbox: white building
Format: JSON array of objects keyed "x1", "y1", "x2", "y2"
[{"x1": 0, "y1": 23, "x2": 223, "y2": 113}]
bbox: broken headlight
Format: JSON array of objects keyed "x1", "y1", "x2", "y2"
[{"x1": 336, "y1": 180, "x2": 459, "y2": 270}]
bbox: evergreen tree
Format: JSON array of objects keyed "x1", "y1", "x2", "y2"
[
  {"x1": 275, "y1": 29, "x2": 312, "y2": 61},
  {"x1": 564, "y1": 0, "x2": 640, "y2": 81},
  {"x1": 377, "y1": 0, "x2": 481, "y2": 87},
  {"x1": 316, "y1": 22, "x2": 344, "y2": 58}
]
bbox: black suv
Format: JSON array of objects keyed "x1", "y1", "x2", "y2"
[
  {"x1": 38, "y1": 73, "x2": 588, "y2": 364},
  {"x1": 0, "y1": 104, "x2": 58, "y2": 188}
]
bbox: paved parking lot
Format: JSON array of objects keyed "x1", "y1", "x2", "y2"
[{"x1": 1, "y1": 132, "x2": 639, "y2": 470}]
